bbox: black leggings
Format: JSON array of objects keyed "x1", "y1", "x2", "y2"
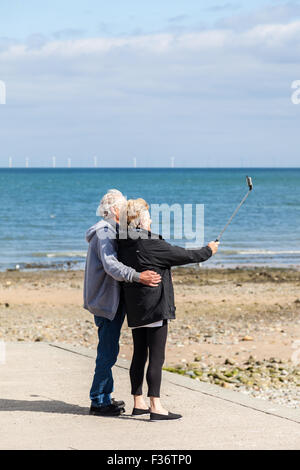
[{"x1": 130, "y1": 321, "x2": 168, "y2": 398}]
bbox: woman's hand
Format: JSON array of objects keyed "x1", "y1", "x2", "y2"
[{"x1": 208, "y1": 241, "x2": 219, "y2": 255}]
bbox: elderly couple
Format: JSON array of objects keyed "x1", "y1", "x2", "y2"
[{"x1": 84, "y1": 189, "x2": 218, "y2": 421}]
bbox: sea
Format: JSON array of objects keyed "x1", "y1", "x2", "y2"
[{"x1": 0, "y1": 168, "x2": 299, "y2": 271}]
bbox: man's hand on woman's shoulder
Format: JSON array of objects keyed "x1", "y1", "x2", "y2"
[{"x1": 139, "y1": 270, "x2": 161, "y2": 287}]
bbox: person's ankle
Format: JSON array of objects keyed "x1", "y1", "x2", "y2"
[
  {"x1": 134, "y1": 396, "x2": 148, "y2": 410},
  {"x1": 150, "y1": 399, "x2": 168, "y2": 415},
  {"x1": 134, "y1": 403, "x2": 148, "y2": 410},
  {"x1": 150, "y1": 406, "x2": 168, "y2": 415}
]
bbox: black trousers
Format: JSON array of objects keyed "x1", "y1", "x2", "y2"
[{"x1": 130, "y1": 320, "x2": 168, "y2": 398}]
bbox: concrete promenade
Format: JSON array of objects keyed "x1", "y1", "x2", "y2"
[{"x1": 0, "y1": 342, "x2": 299, "y2": 450}]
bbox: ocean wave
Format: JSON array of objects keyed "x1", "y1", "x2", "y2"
[
  {"x1": 31, "y1": 249, "x2": 300, "y2": 259},
  {"x1": 32, "y1": 251, "x2": 87, "y2": 259},
  {"x1": 222, "y1": 249, "x2": 300, "y2": 256}
]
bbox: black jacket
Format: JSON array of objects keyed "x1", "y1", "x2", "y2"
[{"x1": 117, "y1": 229, "x2": 212, "y2": 327}]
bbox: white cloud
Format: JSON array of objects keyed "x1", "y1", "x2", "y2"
[
  {"x1": 217, "y1": 1, "x2": 300, "y2": 30},
  {"x1": 1, "y1": 20, "x2": 300, "y2": 62},
  {"x1": 1, "y1": 19, "x2": 300, "y2": 166},
  {"x1": 52, "y1": 28, "x2": 86, "y2": 40}
]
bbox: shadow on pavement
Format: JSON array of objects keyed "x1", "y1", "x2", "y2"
[
  {"x1": 0, "y1": 399, "x2": 151, "y2": 421},
  {"x1": 0, "y1": 398, "x2": 89, "y2": 416}
]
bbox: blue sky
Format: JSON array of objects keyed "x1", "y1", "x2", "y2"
[
  {"x1": 1, "y1": 1, "x2": 275, "y2": 39},
  {"x1": 1, "y1": 1, "x2": 300, "y2": 167}
]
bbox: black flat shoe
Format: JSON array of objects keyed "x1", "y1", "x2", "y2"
[
  {"x1": 150, "y1": 411, "x2": 182, "y2": 421},
  {"x1": 111, "y1": 398, "x2": 125, "y2": 408},
  {"x1": 89, "y1": 404, "x2": 125, "y2": 417},
  {"x1": 132, "y1": 408, "x2": 151, "y2": 416}
]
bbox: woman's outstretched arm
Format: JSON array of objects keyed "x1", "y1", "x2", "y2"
[{"x1": 140, "y1": 239, "x2": 218, "y2": 269}]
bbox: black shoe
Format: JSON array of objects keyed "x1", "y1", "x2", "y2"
[
  {"x1": 132, "y1": 408, "x2": 151, "y2": 416},
  {"x1": 89, "y1": 404, "x2": 125, "y2": 417},
  {"x1": 150, "y1": 411, "x2": 182, "y2": 421},
  {"x1": 111, "y1": 398, "x2": 125, "y2": 408}
]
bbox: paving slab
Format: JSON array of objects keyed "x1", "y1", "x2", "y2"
[{"x1": 0, "y1": 342, "x2": 299, "y2": 450}]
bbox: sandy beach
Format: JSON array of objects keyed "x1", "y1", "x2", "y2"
[{"x1": 1, "y1": 267, "x2": 299, "y2": 407}]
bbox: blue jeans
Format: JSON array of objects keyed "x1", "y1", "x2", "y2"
[{"x1": 89, "y1": 302, "x2": 125, "y2": 406}]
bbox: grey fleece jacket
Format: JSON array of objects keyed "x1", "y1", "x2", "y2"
[{"x1": 83, "y1": 219, "x2": 140, "y2": 320}]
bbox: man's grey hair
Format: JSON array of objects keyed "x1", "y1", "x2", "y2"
[{"x1": 96, "y1": 189, "x2": 126, "y2": 219}]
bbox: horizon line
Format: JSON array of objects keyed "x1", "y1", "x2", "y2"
[{"x1": 0, "y1": 166, "x2": 300, "y2": 170}]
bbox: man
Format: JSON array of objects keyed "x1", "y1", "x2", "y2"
[{"x1": 84, "y1": 189, "x2": 161, "y2": 417}]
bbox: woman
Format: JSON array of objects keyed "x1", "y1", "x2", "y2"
[{"x1": 117, "y1": 198, "x2": 219, "y2": 421}]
